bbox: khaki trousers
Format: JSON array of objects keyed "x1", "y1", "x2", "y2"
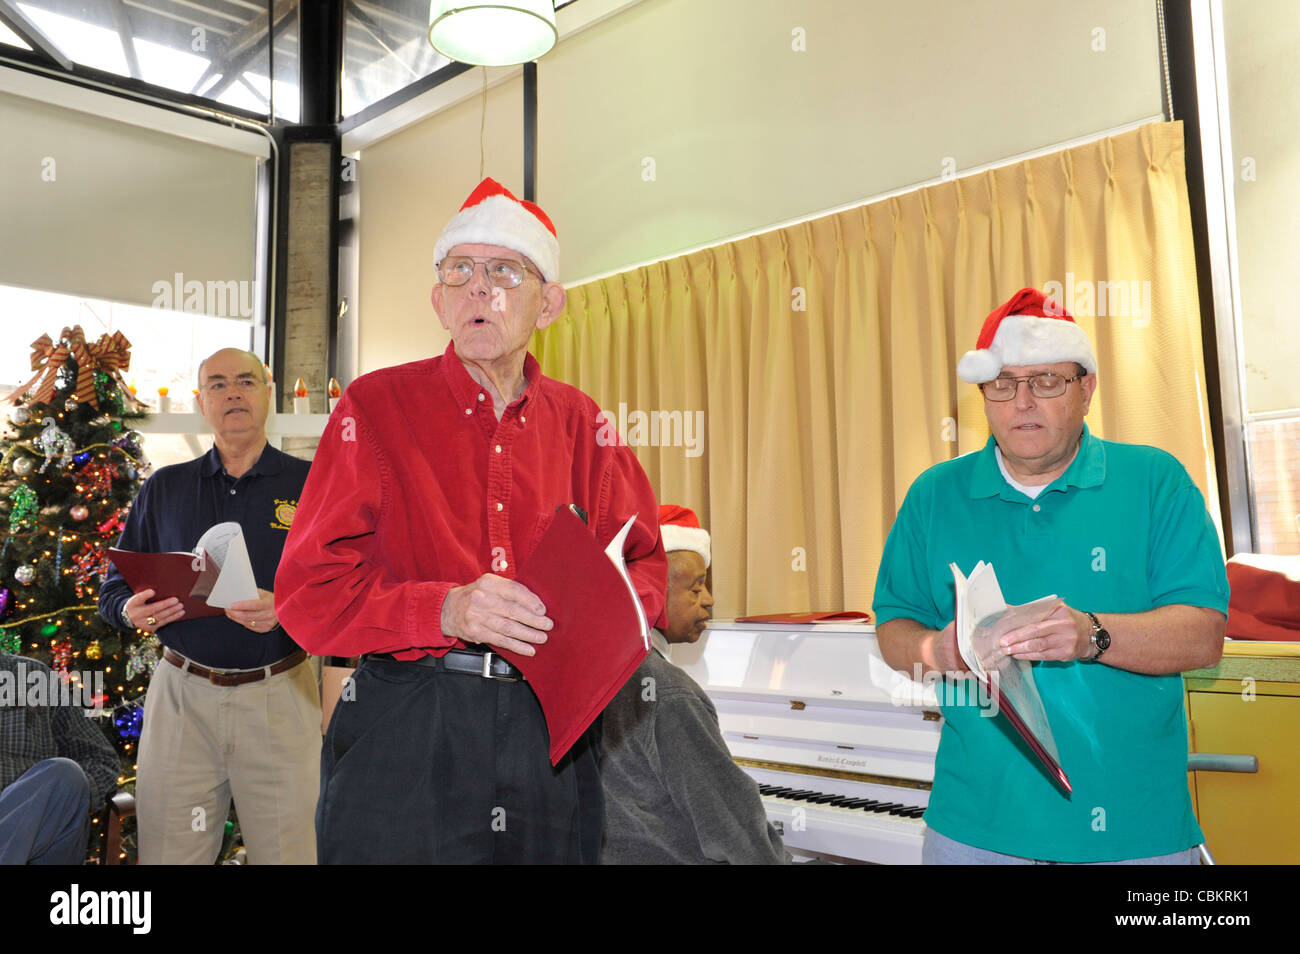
[{"x1": 136, "y1": 653, "x2": 321, "y2": 864}]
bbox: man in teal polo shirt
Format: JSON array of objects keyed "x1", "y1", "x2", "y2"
[{"x1": 874, "y1": 288, "x2": 1228, "y2": 864}]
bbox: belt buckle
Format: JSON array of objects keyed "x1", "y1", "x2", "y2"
[{"x1": 479, "y1": 651, "x2": 518, "y2": 683}]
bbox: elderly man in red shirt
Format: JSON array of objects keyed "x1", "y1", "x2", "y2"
[{"x1": 275, "y1": 178, "x2": 666, "y2": 864}]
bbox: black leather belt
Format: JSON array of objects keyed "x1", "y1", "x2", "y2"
[{"x1": 364, "y1": 649, "x2": 522, "y2": 682}]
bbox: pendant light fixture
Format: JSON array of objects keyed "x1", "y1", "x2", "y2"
[{"x1": 428, "y1": 2, "x2": 558, "y2": 67}]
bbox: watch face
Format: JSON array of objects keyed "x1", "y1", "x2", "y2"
[{"x1": 1096, "y1": 628, "x2": 1111, "y2": 651}]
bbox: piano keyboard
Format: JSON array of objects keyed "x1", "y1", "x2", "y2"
[{"x1": 754, "y1": 779, "x2": 928, "y2": 865}]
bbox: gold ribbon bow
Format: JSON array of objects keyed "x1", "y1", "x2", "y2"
[{"x1": 4, "y1": 325, "x2": 136, "y2": 410}]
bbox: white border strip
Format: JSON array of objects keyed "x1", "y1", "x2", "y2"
[
  {"x1": 0, "y1": 63, "x2": 270, "y2": 158},
  {"x1": 564, "y1": 114, "x2": 1166, "y2": 289}
]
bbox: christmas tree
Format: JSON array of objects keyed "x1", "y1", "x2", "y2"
[{"x1": 0, "y1": 324, "x2": 156, "y2": 861}]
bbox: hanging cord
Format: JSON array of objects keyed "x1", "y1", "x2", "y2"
[
  {"x1": 1156, "y1": 0, "x2": 1175, "y2": 121},
  {"x1": 480, "y1": 66, "x2": 488, "y2": 180}
]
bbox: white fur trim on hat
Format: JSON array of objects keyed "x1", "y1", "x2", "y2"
[
  {"x1": 433, "y1": 194, "x2": 560, "y2": 282},
  {"x1": 661, "y1": 524, "x2": 710, "y2": 568},
  {"x1": 957, "y1": 314, "x2": 1097, "y2": 383}
]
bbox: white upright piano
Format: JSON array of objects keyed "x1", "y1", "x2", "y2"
[{"x1": 669, "y1": 619, "x2": 943, "y2": 864}]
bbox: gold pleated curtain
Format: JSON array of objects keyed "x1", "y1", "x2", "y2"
[{"x1": 534, "y1": 122, "x2": 1217, "y2": 618}]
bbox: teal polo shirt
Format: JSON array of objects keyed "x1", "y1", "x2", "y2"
[{"x1": 873, "y1": 425, "x2": 1229, "y2": 862}]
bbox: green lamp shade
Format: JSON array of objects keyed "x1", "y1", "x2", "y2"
[{"x1": 428, "y1": 2, "x2": 558, "y2": 67}]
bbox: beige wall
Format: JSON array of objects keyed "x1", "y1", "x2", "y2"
[
  {"x1": 357, "y1": 0, "x2": 1162, "y2": 374},
  {"x1": 1223, "y1": 0, "x2": 1300, "y2": 414}
]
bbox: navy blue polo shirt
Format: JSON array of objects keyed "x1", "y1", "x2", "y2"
[{"x1": 99, "y1": 443, "x2": 311, "y2": 670}]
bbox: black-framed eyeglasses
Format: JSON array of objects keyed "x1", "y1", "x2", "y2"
[
  {"x1": 437, "y1": 256, "x2": 542, "y2": 289},
  {"x1": 979, "y1": 373, "x2": 1082, "y2": 401}
]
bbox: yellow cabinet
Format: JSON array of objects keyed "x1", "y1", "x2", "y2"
[{"x1": 1185, "y1": 642, "x2": 1300, "y2": 865}]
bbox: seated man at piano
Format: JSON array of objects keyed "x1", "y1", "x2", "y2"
[
  {"x1": 873, "y1": 288, "x2": 1228, "y2": 865},
  {"x1": 600, "y1": 506, "x2": 788, "y2": 864}
]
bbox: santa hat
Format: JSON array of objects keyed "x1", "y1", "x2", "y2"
[
  {"x1": 433, "y1": 177, "x2": 560, "y2": 282},
  {"x1": 957, "y1": 287, "x2": 1097, "y2": 384},
  {"x1": 659, "y1": 504, "x2": 710, "y2": 568}
]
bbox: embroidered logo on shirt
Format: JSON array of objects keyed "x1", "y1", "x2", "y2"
[{"x1": 271, "y1": 499, "x2": 298, "y2": 531}]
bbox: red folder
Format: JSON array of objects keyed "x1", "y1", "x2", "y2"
[
  {"x1": 496, "y1": 509, "x2": 650, "y2": 765},
  {"x1": 735, "y1": 610, "x2": 873, "y2": 624},
  {"x1": 107, "y1": 548, "x2": 225, "y2": 619}
]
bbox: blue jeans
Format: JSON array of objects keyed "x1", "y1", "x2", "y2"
[
  {"x1": 923, "y1": 826, "x2": 1199, "y2": 865},
  {"x1": 0, "y1": 758, "x2": 91, "y2": 865}
]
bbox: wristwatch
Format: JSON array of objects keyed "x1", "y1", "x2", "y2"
[
  {"x1": 1085, "y1": 611, "x2": 1111, "y2": 661},
  {"x1": 120, "y1": 603, "x2": 134, "y2": 630}
]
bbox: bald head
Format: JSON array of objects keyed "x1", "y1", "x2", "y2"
[{"x1": 197, "y1": 349, "x2": 266, "y2": 390}]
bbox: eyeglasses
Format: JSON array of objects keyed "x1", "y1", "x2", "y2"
[
  {"x1": 979, "y1": 373, "x2": 1082, "y2": 401},
  {"x1": 437, "y1": 256, "x2": 542, "y2": 289}
]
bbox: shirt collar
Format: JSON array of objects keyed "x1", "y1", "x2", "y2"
[
  {"x1": 440, "y1": 341, "x2": 543, "y2": 416},
  {"x1": 199, "y1": 441, "x2": 281, "y2": 478},
  {"x1": 970, "y1": 423, "x2": 1105, "y2": 499},
  {"x1": 650, "y1": 629, "x2": 673, "y2": 661}
]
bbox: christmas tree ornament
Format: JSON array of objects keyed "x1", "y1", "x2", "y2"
[
  {"x1": 72, "y1": 540, "x2": 110, "y2": 597},
  {"x1": 8, "y1": 485, "x2": 37, "y2": 529},
  {"x1": 0, "y1": 632, "x2": 17, "y2": 654},
  {"x1": 126, "y1": 634, "x2": 161, "y2": 680},
  {"x1": 51, "y1": 638, "x2": 72, "y2": 671},
  {"x1": 14, "y1": 564, "x2": 36, "y2": 585},
  {"x1": 85, "y1": 640, "x2": 102, "y2": 660},
  {"x1": 72, "y1": 451, "x2": 91, "y2": 466},
  {"x1": 12, "y1": 455, "x2": 34, "y2": 477},
  {"x1": 112, "y1": 701, "x2": 143, "y2": 740},
  {"x1": 40, "y1": 621, "x2": 59, "y2": 637},
  {"x1": 69, "y1": 504, "x2": 89, "y2": 521},
  {"x1": 0, "y1": 587, "x2": 12, "y2": 620},
  {"x1": 64, "y1": 397, "x2": 79, "y2": 413},
  {"x1": 8, "y1": 405, "x2": 30, "y2": 426},
  {"x1": 35, "y1": 417, "x2": 75, "y2": 472}
]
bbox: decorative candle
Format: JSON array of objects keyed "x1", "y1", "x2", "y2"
[
  {"x1": 157, "y1": 386, "x2": 170, "y2": 413},
  {"x1": 293, "y1": 377, "x2": 310, "y2": 414},
  {"x1": 328, "y1": 377, "x2": 342, "y2": 412}
]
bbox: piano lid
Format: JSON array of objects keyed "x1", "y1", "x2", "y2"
[{"x1": 669, "y1": 620, "x2": 942, "y2": 784}]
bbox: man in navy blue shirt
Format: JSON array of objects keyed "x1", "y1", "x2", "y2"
[{"x1": 99, "y1": 348, "x2": 319, "y2": 864}]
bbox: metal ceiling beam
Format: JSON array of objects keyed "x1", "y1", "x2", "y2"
[
  {"x1": 106, "y1": 0, "x2": 143, "y2": 80},
  {"x1": 189, "y1": 0, "x2": 297, "y2": 95},
  {"x1": 0, "y1": 0, "x2": 73, "y2": 70}
]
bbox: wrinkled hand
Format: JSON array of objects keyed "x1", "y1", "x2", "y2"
[
  {"x1": 998, "y1": 604, "x2": 1091, "y2": 662},
  {"x1": 441, "y1": 573, "x2": 552, "y2": 656},
  {"x1": 124, "y1": 588, "x2": 184, "y2": 632},
  {"x1": 225, "y1": 588, "x2": 279, "y2": 634}
]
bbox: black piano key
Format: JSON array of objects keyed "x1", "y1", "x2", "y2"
[
  {"x1": 888, "y1": 805, "x2": 912, "y2": 815},
  {"x1": 850, "y1": 799, "x2": 881, "y2": 810},
  {"x1": 903, "y1": 806, "x2": 927, "y2": 818},
  {"x1": 825, "y1": 796, "x2": 856, "y2": 806},
  {"x1": 766, "y1": 787, "x2": 795, "y2": 797},
  {"x1": 809, "y1": 794, "x2": 839, "y2": 804},
  {"x1": 872, "y1": 802, "x2": 904, "y2": 813},
  {"x1": 785, "y1": 790, "x2": 816, "y2": 800},
  {"x1": 757, "y1": 784, "x2": 777, "y2": 795}
]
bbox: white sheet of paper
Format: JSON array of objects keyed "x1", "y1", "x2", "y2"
[
  {"x1": 604, "y1": 514, "x2": 650, "y2": 649},
  {"x1": 195, "y1": 522, "x2": 259, "y2": 607}
]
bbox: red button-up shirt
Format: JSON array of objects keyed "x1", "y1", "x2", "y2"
[{"x1": 274, "y1": 343, "x2": 667, "y2": 659}]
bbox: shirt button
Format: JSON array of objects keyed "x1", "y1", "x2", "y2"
[
  {"x1": 1032, "y1": 504, "x2": 1041, "y2": 512},
  {"x1": 496, "y1": 502, "x2": 503, "y2": 512},
  {"x1": 230, "y1": 489, "x2": 237, "y2": 496},
  {"x1": 498, "y1": 560, "x2": 509, "y2": 571},
  {"x1": 495, "y1": 444, "x2": 502, "y2": 453},
  {"x1": 478, "y1": 393, "x2": 486, "y2": 402},
  {"x1": 520, "y1": 415, "x2": 526, "y2": 423},
  {"x1": 465, "y1": 408, "x2": 472, "y2": 415}
]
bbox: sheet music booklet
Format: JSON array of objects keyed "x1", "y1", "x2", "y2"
[
  {"x1": 950, "y1": 561, "x2": 1073, "y2": 794},
  {"x1": 498, "y1": 509, "x2": 650, "y2": 765},
  {"x1": 108, "y1": 522, "x2": 259, "y2": 619}
]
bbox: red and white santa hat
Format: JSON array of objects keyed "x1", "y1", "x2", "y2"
[
  {"x1": 433, "y1": 177, "x2": 560, "y2": 282},
  {"x1": 659, "y1": 504, "x2": 710, "y2": 568},
  {"x1": 957, "y1": 287, "x2": 1097, "y2": 383}
]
